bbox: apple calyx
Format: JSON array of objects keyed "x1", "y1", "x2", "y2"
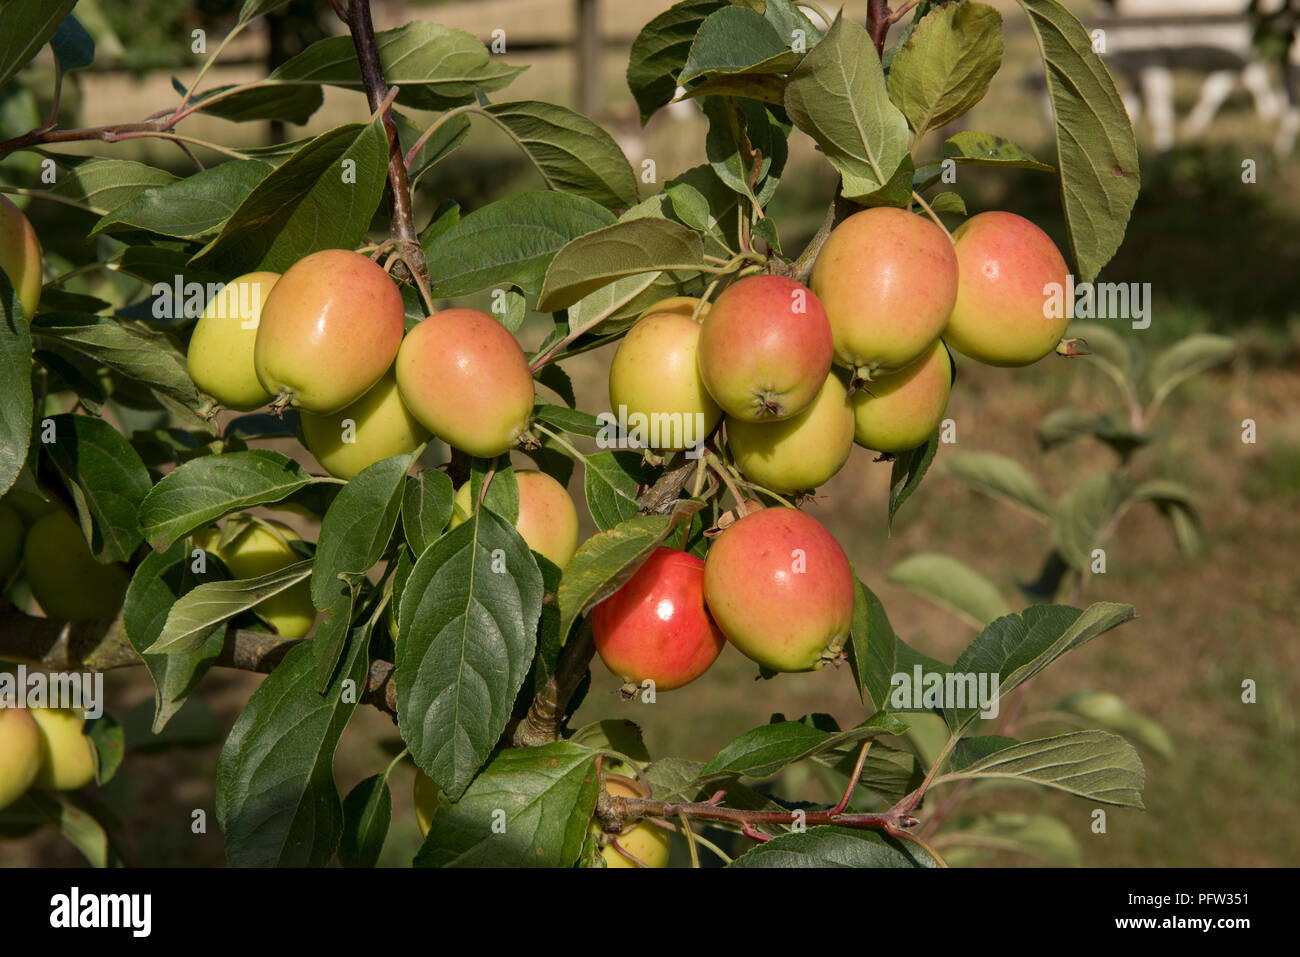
[{"x1": 1056, "y1": 337, "x2": 1091, "y2": 357}]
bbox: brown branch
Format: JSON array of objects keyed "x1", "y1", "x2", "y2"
[
  {"x1": 868, "y1": 0, "x2": 893, "y2": 56},
  {"x1": 0, "y1": 611, "x2": 398, "y2": 718},
  {"x1": 344, "y1": 0, "x2": 428, "y2": 288},
  {"x1": 511, "y1": 619, "x2": 594, "y2": 747},
  {"x1": 615, "y1": 794, "x2": 917, "y2": 834}
]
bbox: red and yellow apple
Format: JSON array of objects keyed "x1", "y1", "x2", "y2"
[
  {"x1": 187, "y1": 271, "x2": 280, "y2": 411},
  {"x1": 703, "y1": 507, "x2": 854, "y2": 672},
  {"x1": 300, "y1": 370, "x2": 429, "y2": 480},
  {"x1": 0, "y1": 195, "x2": 42, "y2": 321},
  {"x1": 30, "y1": 707, "x2": 97, "y2": 791},
  {"x1": 726, "y1": 372, "x2": 854, "y2": 493},
  {"x1": 850, "y1": 341, "x2": 952, "y2": 453},
  {"x1": 449, "y1": 469, "x2": 579, "y2": 569}
]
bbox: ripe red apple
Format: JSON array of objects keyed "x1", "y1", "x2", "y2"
[
  {"x1": 449, "y1": 469, "x2": 580, "y2": 569},
  {"x1": 703, "y1": 507, "x2": 854, "y2": 672},
  {"x1": 592, "y1": 547, "x2": 726, "y2": 691},
  {"x1": 943, "y1": 211, "x2": 1071, "y2": 367},
  {"x1": 396, "y1": 308, "x2": 535, "y2": 458},
  {"x1": 608, "y1": 297, "x2": 720, "y2": 451},
  {"x1": 726, "y1": 372, "x2": 854, "y2": 493},
  {"x1": 254, "y1": 249, "x2": 404, "y2": 413},
  {"x1": 851, "y1": 341, "x2": 952, "y2": 453},
  {"x1": 696, "y1": 275, "x2": 832, "y2": 422},
  {"x1": 0, "y1": 195, "x2": 42, "y2": 321},
  {"x1": 811, "y1": 207, "x2": 958, "y2": 378}
]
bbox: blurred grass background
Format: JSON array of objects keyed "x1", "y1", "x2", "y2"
[{"x1": 2, "y1": 0, "x2": 1297, "y2": 867}]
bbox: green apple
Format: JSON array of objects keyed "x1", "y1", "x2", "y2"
[
  {"x1": 850, "y1": 341, "x2": 952, "y2": 453},
  {"x1": 608, "y1": 298, "x2": 720, "y2": 451},
  {"x1": 254, "y1": 249, "x2": 405, "y2": 413},
  {"x1": 726, "y1": 372, "x2": 854, "y2": 493},
  {"x1": 30, "y1": 707, "x2": 97, "y2": 791},
  {"x1": 186, "y1": 271, "x2": 279, "y2": 411},
  {"x1": 23, "y1": 510, "x2": 129, "y2": 621},
  {"x1": 0, "y1": 706, "x2": 43, "y2": 809},
  {"x1": 0, "y1": 504, "x2": 23, "y2": 580},
  {"x1": 449, "y1": 470, "x2": 579, "y2": 569},
  {"x1": 414, "y1": 769, "x2": 440, "y2": 838},
  {"x1": 193, "y1": 520, "x2": 316, "y2": 638},
  {"x1": 300, "y1": 370, "x2": 430, "y2": 480}
]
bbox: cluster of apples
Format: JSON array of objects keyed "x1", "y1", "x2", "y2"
[
  {"x1": 187, "y1": 247, "x2": 538, "y2": 476},
  {"x1": 608, "y1": 207, "x2": 1070, "y2": 495},
  {"x1": 0, "y1": 703, "x2": 98, "y2": 811}
]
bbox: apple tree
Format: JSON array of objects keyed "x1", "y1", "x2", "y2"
[{"x1": 0, "y1": 0, "x2": 1154, "y2": 867}]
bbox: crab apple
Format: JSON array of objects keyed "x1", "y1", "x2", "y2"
[
  {"x1": 608, "y1": 298, "x2": 720, "y2": 451},
  {"x1": 0, "y1": 504, "x2": 23, "y2": 580},
  {"x1": 413, "y1": 769, "x2": 440, "y2": 838},
  {"x1": 30, "y1": 708, "x2": 97, "y2": 791},
  {"x1": 254, "y1": 249, "x2": 404, "y2": 413},
  {"x1": 811, "y1": 207, "x2": 959, "y2": 378},
  {"x1": 396, "y1": 308, "x2": 535, "y2": 458},
  {"x1": 696, "y1": 275, "x2": 833, "y2": 422},
  {"x1": 0, "y1": 195, "x2": 42, "y2": 321},
  {"x1": 850, "y1": 341, "x2": 952, "y2": 453},
  {"x1": 186, "y1": 271, "x2": 280, "y2": 411},
  {"x1": 594, "y1": 777, "x2": 671, "y2": 868},
  {"x1": 726, "y1": 372, "x2": 854, "y2": 494},
  {"x1": 0, "y1": 706, "x2": 42, "y2": 810},
  {"x1": 23, "y1": 510, "x2": 129, "y2": 621},
  {"x1": 591, "y1": 547, "x2": 726, "y2": 692},
  {"x1": 449, "y1": 469, "x2": 580, "y2": 570},
  {"x1": 943, "y1": 211, "x2": 1071, "y2": 367},
  {"x1": 703, "y1": 507, "x2": 854, "y2": 673},
  {"x1": 193, "y1": 521, "x2": 316, "y2": 638},
  {"x1": 300, "y1": 370, "x2": 429, "y2": 480}
]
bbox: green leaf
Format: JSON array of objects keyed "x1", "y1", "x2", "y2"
[
  {"x1": 569, "y1": 719, "x2": 652, "y2": 764},
  {"x1": 86, "y1": 714, "x2": 124, "y2": 785},
  {"x1": 46, "y1": 158, "x2": 178, "y2": 217},
  {"x1": 1036, "y1": 408, "x2": 1149, "y2": 457},
  {"x1": 310, "y1": 452, "x2": 415, "y2": 609},
  {"x1": 701, "y1": 712, "x2": 907, "y2": 781},
  {"x1": 191, "y1": 119, "x2": 389, "y2": 274},
  {"x1": 1140, "y1": 333, "x2": 1235, "y2": 411},
  {"x1": 43, "y1": 414, "x2": 150, "y2": 562},
  {"x1": 846, "y1": 577, "x2": 896, "y2": 712},
  {"x1": 147, "y1": 559, "x2": 312, "y2": 655},
  {"x1": 238, "y1": 0, "x2": 292, "y2": 25},
  {"x1": 0, "y1": 0, "x2": 77, "y2": 87},
  {"x1": 534, "y1": 405, "x2": 605, "y2": 438},
  {"x1": 196, "y1": 84, "x2": 324, "y2": 125},
  {"x1": 401, "y1": 470, "x2": 454, "y2": 557},
  {"x1": 1130, "y1": 479, "x2": 1202, "y2": 559},
  {"x1": 216, "y1": 629, "x2": 370, "y2": 866},
  {"x1": 92, "y1": 160, "x2": 272, "y2": 240},
  {"x1": 537, "y1": 217, "x2": 705, "y2": 311},
  {"x1": 888, "y1": 553, "x2": 1010, "y2": 629},
  {"x1": 138, "y1": 450, "x2": 314, "y2": 550},
  {"x1": 729, "y1": 826, "x2": 939, "y2": 868},
  {"x1": 947, "y1": 602, "x2": 1137, "y2": 731},
  {"x1": 415, "y1": 742, "x2": 598, "y2": 867},
  {"x1": 396, "y1": 510, "x2": 543, "y2": 800},
  {"x1": 253, "y1": 22, "x2": 523, "y2": 112},
  {"x1": 423, "y1": 191, "x2": 615, "y2": 300},
  {"x1": 405, "y1": 113, "x2": 472, "y2": 191},
  {"x1": 122, "y1": 539, "x2": 229, "y2": 732},
  {"x1": 887, "y1": 428, "x2": 939, "y2": 532},
  {"x1": 1016, "y1": 0, "x2": 1140, "y2": 282},
  {"x1": 556, "y1": 504, "x2": 702, "y2": 644},
  {"x1": 702, "y1": 96, "x2": 789, "y2": 208},
  {"x1": 1057, "y1": 691, "x2": 1174, "y2": 759},
  {"x1": 50, "y1": 14, "x2": 95, "y2": 73},
  {"x1": 942, "y1": 131, "x2": 1056, "y2": 172},
  {"x1": 0, "y1": 274, "x2": 32, "y2": 496},
  {"x1": 627, "y1": 0, "x2": 726, "y2": 123},
  {"x1": 783, "y1": 15, "x2": 910, "y2": 203},
  {"x1": 481, "y1": 101, "x2": 637, "y2": 210},
  {"x1": 941, "y1": 730, "x2": 1145, "y2": 808},
  {"x1": 339, "y1": 774, "x2": 392, "y2": 868},
  {"x1": 940, "y1": 451, "x2": 1054, "y2": 521},
  {"x1": 888, "y1": 1, "x2": 1002, "y2": 137},
  {"x1": 26, "y1": 791, "x2": 116, "y2": 867},
  {"x1": 942, "y1": 812, "x2": 1081, "y2": 866},
  {"x1": 679, "y1": 6, "x2": 802, "y2": 85},
  {"x1": 1051, "y1": 471, "x2": 1130, "y2": 570},
  {"x1": 32, "y1": 314, "x2": 203, "y2": 415}
]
